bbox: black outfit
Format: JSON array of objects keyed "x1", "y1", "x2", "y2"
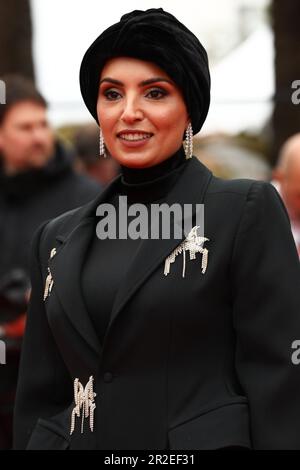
[
  {"x1": 14, "y1": 151, "x2": 300, "y2": 450},
  {"x1": 0, "y1": 141, "x2": 101, "y2": 449},
  {"x1": 82, "y1": 150, "x2": 186, "y2": 342}
]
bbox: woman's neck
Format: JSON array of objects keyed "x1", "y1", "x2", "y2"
[
  {"x1": 117, "y1": 146, "x2": 188, "y2": 204},
  {"x1": 120, "y1": 146, "x2": 186, "y2": 185}
]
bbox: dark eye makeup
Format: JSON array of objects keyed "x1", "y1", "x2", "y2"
[{"x1": 101, "y1": 86, "x2": 168, "y2": 101}]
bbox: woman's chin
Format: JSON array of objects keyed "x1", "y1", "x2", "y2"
[{"x1": 114, "y1": 152, "x2": 158, "y2": 169}]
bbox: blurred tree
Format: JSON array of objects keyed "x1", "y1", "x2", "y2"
[
  {"x1": 271, "y1": 0, "x2": 300, "y2": 165},
  {"x1": 0, "y1": 0, "x2": 34, "y2": 80}
]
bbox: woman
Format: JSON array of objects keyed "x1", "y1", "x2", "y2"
[{"x1": 14, "y1": 8, "x2": 300, "y2": 450}]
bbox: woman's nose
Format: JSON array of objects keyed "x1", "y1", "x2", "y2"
[{"x1": 120, "y1": 97, "x2": 144, "y2": 123}]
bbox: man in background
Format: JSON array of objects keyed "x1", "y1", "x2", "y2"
[
  {"x1": 0, "y1": 75, "x2": 101, "y2": 449},
  {"x1": 273, "y1": 133, "x2": 300, "y2": 257}
]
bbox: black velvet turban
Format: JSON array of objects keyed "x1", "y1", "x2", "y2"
[{"x1": 79, "y1": 8, "x2": 210, "y2": 134}]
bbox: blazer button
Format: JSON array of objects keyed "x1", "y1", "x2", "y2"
[{"x1": 103, "y1": 372, "x2": 113, "y2": 383}]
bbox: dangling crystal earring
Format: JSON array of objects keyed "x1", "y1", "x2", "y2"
[
  {"x1": 184, "y1": 123, "x2": 193, "y2": 159},
  {"x1": 99, "y1": 127, "x2": 107, "y2": 158}
]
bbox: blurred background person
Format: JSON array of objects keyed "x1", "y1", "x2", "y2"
[
  {"x1": 273, "y1": 133, "x2": 300, "y2": 257},
  {"x1": 73, "y1": 123, "x2": 120, "y2": 185},
  {"x1": 0, "y1": 74, "x2": 101, "y2": 449}
]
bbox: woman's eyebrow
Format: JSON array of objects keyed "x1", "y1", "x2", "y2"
[
  {"x1": 99, "y1": 77, "x2": 174, "y2": 86},
  {"x1": 140, "y1": 77, "x2": 174, "y2": 86}
]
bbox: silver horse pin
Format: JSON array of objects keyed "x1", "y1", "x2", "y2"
[{"x1": 164, "y1": 226, "x2": 209, "y2": 278}]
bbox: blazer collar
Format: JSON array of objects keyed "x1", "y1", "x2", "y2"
[
  {"x1": 48, "y1": 176, "x2": 121, "y2": 357},
  {"x1": 49, "y1": 158, "x2": 212, "y2": 356}
]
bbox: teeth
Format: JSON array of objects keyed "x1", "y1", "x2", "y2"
[{"x1": 119, "y1": 133, "x2": 152, "y2": 141}]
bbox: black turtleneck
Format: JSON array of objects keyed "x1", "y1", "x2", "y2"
[{"x1": 82, "y1": 147, "x2": 187, "y2": 343}]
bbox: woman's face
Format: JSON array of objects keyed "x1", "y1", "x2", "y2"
[{"x1": 97, "y1": 57, "x2": 189, "y2": 168}]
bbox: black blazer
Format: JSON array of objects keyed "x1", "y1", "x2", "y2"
[{"x1": 14, "y1": 157, "x2": 300, "y2": 450}]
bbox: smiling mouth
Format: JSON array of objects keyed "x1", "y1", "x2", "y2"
[{"x1": 117, "y1": 132, "x2": 153, "y2": 142}]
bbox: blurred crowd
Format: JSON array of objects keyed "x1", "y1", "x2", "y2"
[{"x1": 0, "y1": 74, "x2": 299, "y2": 449}]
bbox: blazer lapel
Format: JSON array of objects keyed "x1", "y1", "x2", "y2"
[
  {"x1": 48, "y1": 177, "x2": 121, "y2": 356},
  {"x1": 105, "y1": 157, "x2": 212, "y2": 340}
]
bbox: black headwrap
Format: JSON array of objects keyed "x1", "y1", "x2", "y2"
[{"x1": 79, "y1": 8, "x2": 210, "y2": 134}]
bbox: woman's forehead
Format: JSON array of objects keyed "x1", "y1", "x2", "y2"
[{"x1": 100, "y1": 57, "x2": 172, "y2": 82}]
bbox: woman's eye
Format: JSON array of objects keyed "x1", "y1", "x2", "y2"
[
  {"x1": 104, "y1": 89, "x2": 122, "y2": 100},
  {"x1": 146, "y1": 88, "x2": 167, "y2": 99}
]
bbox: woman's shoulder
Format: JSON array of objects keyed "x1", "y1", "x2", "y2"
[
  {"x1": 207, "y1": 174, "x2": 267, "y2": 196},
  {"x1": 43, "y1": 204, "x2": 88, "y2": 238},
  {"x1": 202, "y1": 171, "x2": 286, "y2": 224},
  {"x1": 31, "y1": 198, "x2": 96, "y2": 264},
  {"x1": 193, "y1": 157, "x2": 275, "y2": 200},
  {"x1": 205, "y1": 173, "x2": 282, "y2": 209}
]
